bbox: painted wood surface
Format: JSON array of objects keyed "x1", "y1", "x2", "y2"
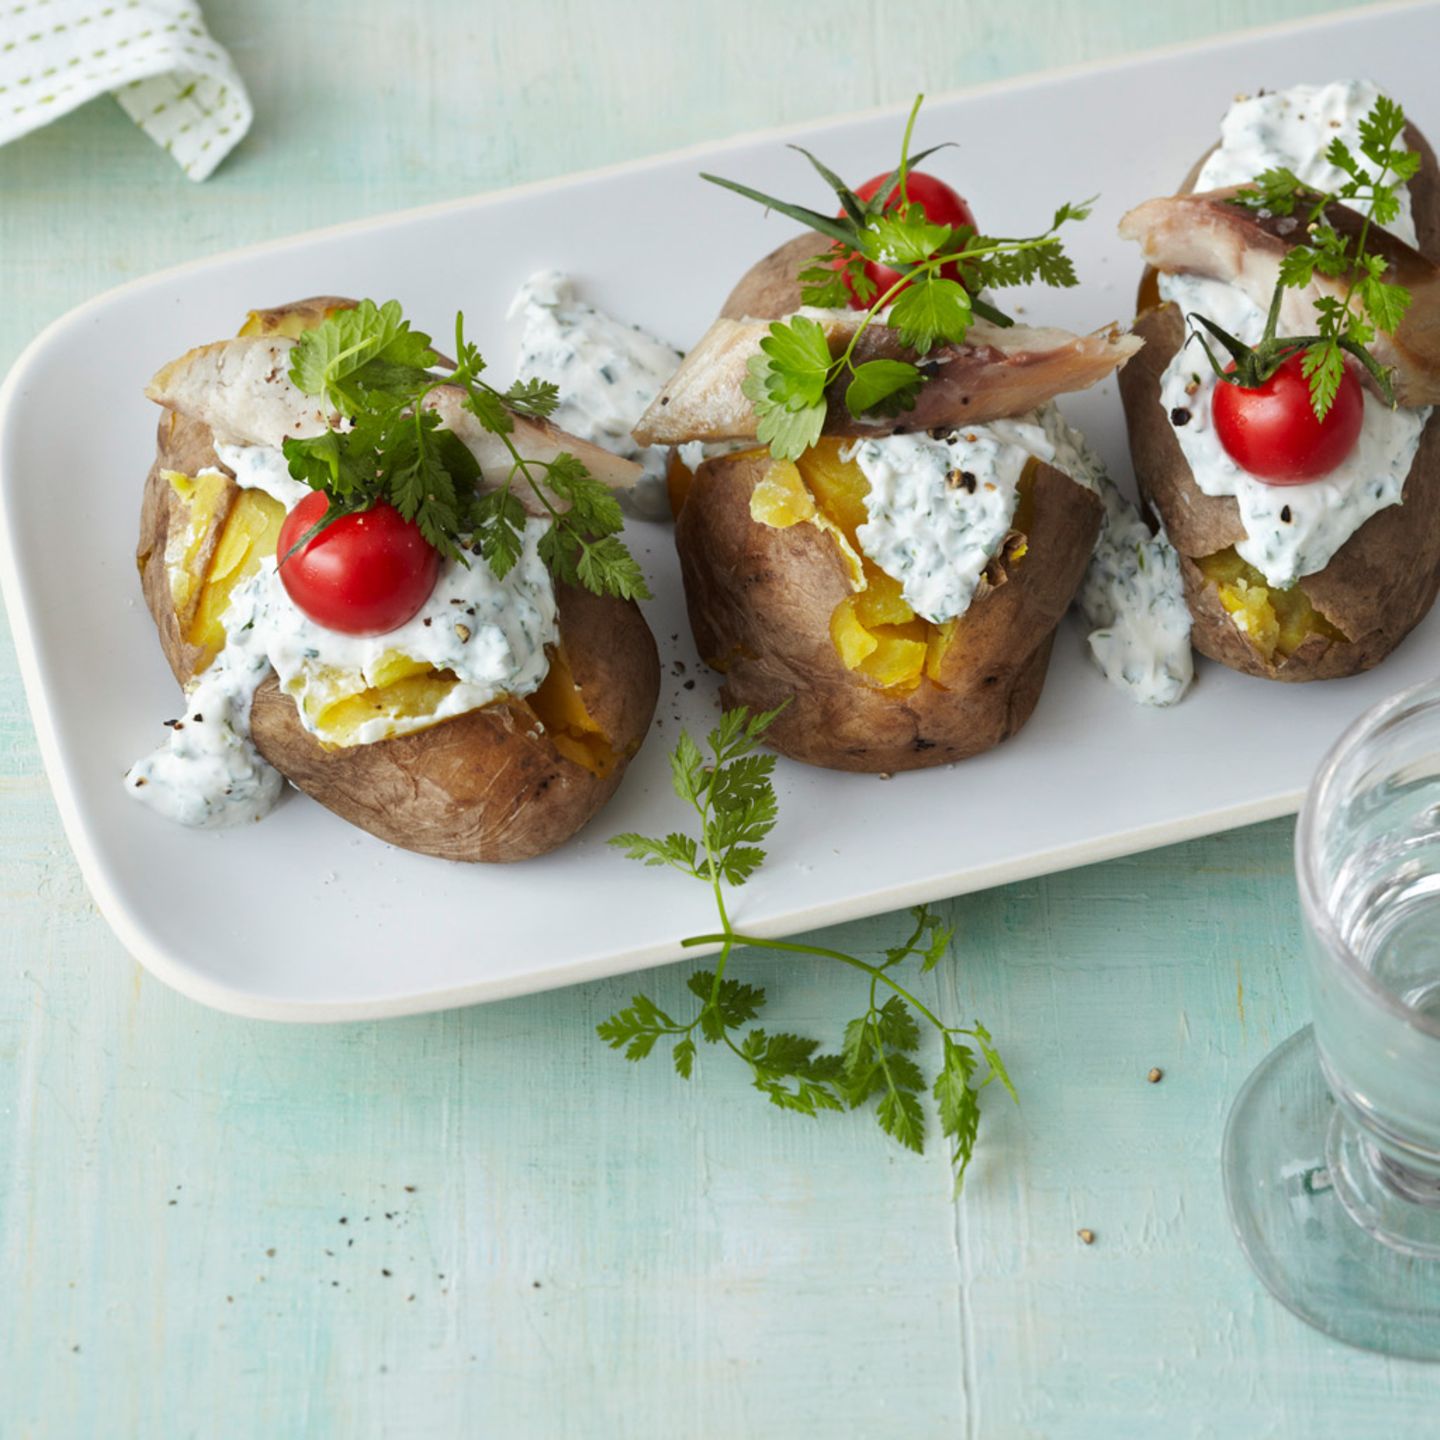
[{"x1": 2, "y1": 1, "x2": 1434, "y2": 1434}]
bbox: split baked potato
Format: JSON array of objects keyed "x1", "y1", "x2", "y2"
[
  {"x1": 137, "y1": 299, "x2": 660, "y2": 862},
  {"x1": 1119, "y1": 119, "x2": 1440, "y2": 681},
  {"x1": 657, "y1": 236, "x2": 1111, "y2": 772}
]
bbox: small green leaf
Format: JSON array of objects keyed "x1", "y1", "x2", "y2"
[
  {"x1": 798, "y1": 254, "x2": 852, "y2": 310},
  {"x1": 844, "y1": 359, "x2": 924, "y2": 418},
  {"x1": 887, "y1": 276, "x2": 971, "y2": 355},
  {"x1": 596, "y1": 993, "x2": 681, "y2": 1061},
  {"x1": 607, "y1": 831, "x2": 700, "y2": 875},
  {"x1": 876, "y1": 995, "x2": 920, "y2": 1053},
  {"x1": 503, "y1": 376, "x2": 561, "y2": 418},
  {"x1": 972, "y1": 1021, "x2": 1018, "y2": 1104},
  {"x1": 1276, "y1": 246, "x2": 1319, "y2": 290},
  {"x1": 876, "y1": 1087, "x2": 926, "y2": 1154},
  {"x1": 1301, "y1": 339, "x2": 1345, "y2": 421},
  {"x1": 1359, "y1": 274, "x2": 1411, "y2": 335},
  {"x1": 757, "y1": 316, "x2": 834, "y2": 403},
  {"x1": 865, "y1": 212, "x2": 952, "y2": 266},
  {"x1": 673, "y1": 1037, "x2": 696, "y2": 1079}
]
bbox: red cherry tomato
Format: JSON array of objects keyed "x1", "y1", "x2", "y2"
[
  {"x1": 836, "y1": 170, "x2": 978, "y2": 310},
  {"x1": 1211, "y1": 353, "x2": 1364, "y2": 484},
  {"x1": 277, "y1": 492, "x2": 440, "y2": 636}
]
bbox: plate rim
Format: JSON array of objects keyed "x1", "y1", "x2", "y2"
[{"x1": 0, "y1": 0, "x2": 1419, "y2": 1021}]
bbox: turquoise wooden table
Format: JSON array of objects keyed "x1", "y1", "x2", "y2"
[{"x1": 2, "y1": 1, "x2": 1433, "y2": 1433}]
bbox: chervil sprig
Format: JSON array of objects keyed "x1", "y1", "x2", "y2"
[
  {"x1": 602, "y1": 707, "x2": 1013, "y2": 1190},
  {"x1": 702, "y1": 95, "x2": 1093, "y2": 459},
  {"x1": 281, "y1": 300, "x2": 649, "y2": 600},
  {"x1": 1196, "y1": 94, "x2": 1417, "y2": 419}
]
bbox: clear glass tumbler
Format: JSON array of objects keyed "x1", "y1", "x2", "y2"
[{"x1": 1224, "y1": 676, "x2": 1440, "y2": 1359}]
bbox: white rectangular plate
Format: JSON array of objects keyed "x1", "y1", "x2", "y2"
[{"x1": 4, "y1": 2, "x2": 1438, "y2": 1020}]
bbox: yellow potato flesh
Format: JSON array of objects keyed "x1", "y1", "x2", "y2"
[
  {"x1": 1198, "y1": 547, "x2": 1348, "y2": 661},
  {"x1": 172, "y1": 482, "x2": 286, "y2": 671},
  {"x1": 308, "y1": 671, "x2": 463, "y2": 746},
  {"x1": 748, "y1": 459, "x2": 816, "y2": 527},
  {"x1": 524, "y1": 644, "x2": 617, "y2": 777},
  {"x1": 163, "y1": 469, "x2": 232, "y2": 621},
  {"x1": 749, "y1": 440, "x2": 1036, "y2": 694}
]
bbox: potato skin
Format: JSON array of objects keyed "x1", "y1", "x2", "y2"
[
  {"x1": 1120, "y1": 122, "x2": 1440, "y2": 680},
  {"x1": 138, "y1": 301, "x2": 661, "y2": 861},
  {"x1": 249, "y1": 584, "x2": 659, "y2": 863},
  {"x1": 676, "y1": 451, "x2": 1100, "y2": 772}
]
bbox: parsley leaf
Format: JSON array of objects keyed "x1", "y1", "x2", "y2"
[
  {"x1": 888, "y1": 276, "x2": 971, "y2": 355},
  {"x1": 602, "y1": 707, "x2": 1015, "y2": 1189},
  {"x1": 798, "y1": 254, "x2": 853, "y2": 310},
  {"x1": 844, "y1": 359, "x2": 924, "y2": 417},
  {"x1": 866, "y1": 212, "x2": 951, "y2": 265},
  {"x1": 289, "y1": 298, "x2": 437, "y2": 418},
  {"x1": 285, "y1": 301, "x2": 650, "y2": 599},
  {"x1": 741, "y1": 317, "x2": 832, "y2": 461}
]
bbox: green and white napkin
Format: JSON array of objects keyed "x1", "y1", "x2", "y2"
[{"x1": 0, "y1": 0, "x2": 251, "y2": 180}]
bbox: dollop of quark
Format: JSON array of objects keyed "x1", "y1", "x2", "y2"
[
  {"x1": 1075, "y1": 473, "x2": 1194, "y2": 709},
  {"x1": 1195, "y1": 79, "x2": 1417, "y2": 248},
  {"x1": 849, "y1": 426, "x2": 1034, "y2": 626},
  {"x1": 125, "y1": 626, "x2": 283, "y2": 829},
  {"x1": 509, "y1": 270, "x2": 684, "y2": 520},
  {"x1": 847, "y1": 406, "x2": 1193, "y2": 706}
]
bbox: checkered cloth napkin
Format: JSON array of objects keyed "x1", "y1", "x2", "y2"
[{"x1": 0, "y1": 0, "x2": 250, "y2": 179}]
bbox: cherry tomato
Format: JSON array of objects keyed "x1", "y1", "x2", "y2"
[
  {"x1": 837, "y1": 170, "x2": 978, "y2": 310},
  {"x1": 1211, "y1": 353, "x2": 1364, "y2": 484},
  {"x1": 277, "y1": 492, "x2": 440, "y2": 636}
]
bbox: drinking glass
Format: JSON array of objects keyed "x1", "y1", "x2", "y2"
[{"x1": 1224, "y1": 676, "x2": 1440, "y2": 1359}]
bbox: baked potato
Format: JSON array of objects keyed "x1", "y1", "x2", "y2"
[
  {"x1": 677, "y1": 441, "x2": 1100, "y2": 772},
  {"x1": 1118, "y1": 99, "x2": 1440, "y2": 681},
  {"x1": 135, "y1": 299, "x2": 660, "y2": 862},
  {"x1": 654, "y1": 237, "x2": 1116, "y2": 772}
]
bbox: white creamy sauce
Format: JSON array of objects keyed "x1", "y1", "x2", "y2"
[
  {"x1": 849, "y1": 405, "x2": 1098, "y2": 626},
  {"x1": 1195, "y1": 79, "x2": 1417, "y2": 248},
  {"x1": 1158, "y1": 273, "x2": 1427, "y2": 587},
  {"x1": 125, "y1": 608, "x2": 283, "y2": 829},
  {"x1": 510, "y1": 270, "x2": 683, "y2": 519},
  {"x1": 127, "y1": 443, "x2": 558, "y2": 829},
  {"x1": 849, "y1": 406, "x2": 1193, "y2": 706},
  {"x1": 214, "y1": 440, "x2": 311, "y2": 509},
  {"x1": 1078, "y1": 479, "x2": 1195, "y2": 709},
  {"x1": 849, "y1": 423, "x2": 1041, "y2": 625},
  {"x1": 1024, "y1": 405, "x2": 1193, "y2": 707}
]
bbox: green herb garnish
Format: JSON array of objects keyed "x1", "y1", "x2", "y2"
[
  {"x1": 601, "y1": 706, "x2": 1013, "y2": 1190},
  {"x1": 702, "y1": 94, "x2": 1093, "y2": 460},
  {"x1": 281, "y1": 300, "x2": 649, "y2": 600},
  {"x1": 1195, "y1": 94, "x2": 1417, "y2": 418}
]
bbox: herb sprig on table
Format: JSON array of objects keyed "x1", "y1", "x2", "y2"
[
  {"x1": 1194, "y1": 94, "x2": 1416, "y2": 419},
  {"x1": 281, "y1": 300, "x2": 649, "y2": 599},
  {"x1": 701, "y1": 94, "x2": 1093, "y2": 459},
  {"x1": 600, "y1": 707, "x2": 1013, "y2": 1188}
]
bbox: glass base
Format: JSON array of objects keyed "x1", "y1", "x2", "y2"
[{"x1": 1223, "y1": 1025, "x2": 1440, "y2": 1361}]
